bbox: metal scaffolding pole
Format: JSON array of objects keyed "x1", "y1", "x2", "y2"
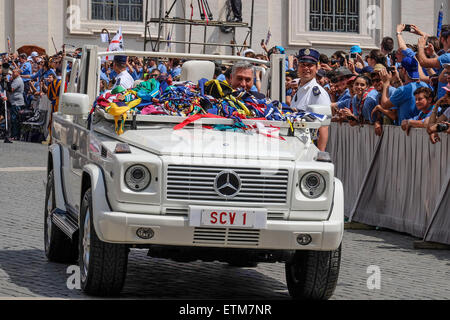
[{"x1": 144, "y1": 0, "x2": 254, "y2": 53}]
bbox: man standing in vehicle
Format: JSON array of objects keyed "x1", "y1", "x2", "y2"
[
  {"x1": 290, "y1": 49, "x2": 331, "y2": 152},
  {"x1": 112, "y1": 55, "x2": 134, "y2": 90}
]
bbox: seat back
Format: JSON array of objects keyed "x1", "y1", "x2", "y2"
[
  {"x1": 180, "y1": 60, "x2": 215, "y2": 83},
  {"x1": 36, "y1": 110, "x2": 48, "y2": 126}
]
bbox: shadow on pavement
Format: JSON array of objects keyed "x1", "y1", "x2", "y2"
[{"x1": 0, "y1": 248, "x2": 290, "y2": 299}]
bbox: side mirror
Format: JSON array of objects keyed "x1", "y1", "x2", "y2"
[
  {"x1": 60, "y1": 93, "x2": 90, "y2": 116},
  {"x1": 306, "y1": 105, "x2": 332, "y2": 126}
]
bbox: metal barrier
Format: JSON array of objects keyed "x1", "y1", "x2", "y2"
[{"x1": 327, "y1": 123, "x2": 450, "y2": 245}]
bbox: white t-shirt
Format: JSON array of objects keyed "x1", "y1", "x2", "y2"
[
  {"x1": 290, "y1": 78, "x2": 331, "y2": 111},
  {"x1": 113, "y1": 70, "x2": 134, "y2": 90}
]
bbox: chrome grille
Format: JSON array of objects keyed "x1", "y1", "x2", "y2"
[
  {"x1": 193, "y1": 228, "x2": 260, "y2": 246},
  {"x1": 167, "y1": 165, "x2": 289, "y2": 204}
]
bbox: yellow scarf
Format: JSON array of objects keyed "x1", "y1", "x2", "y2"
[{"x1": 105, "y1": 98, "x2": 142, "y2": 135}]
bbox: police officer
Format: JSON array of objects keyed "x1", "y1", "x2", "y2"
[
  {"x1": 111, "y1": 55, "x2": 134, "y2": 90},
  {"x1": 290, "y1": 48, "x2": 331, "y2": 151}
]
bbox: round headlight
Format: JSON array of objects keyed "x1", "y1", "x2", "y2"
[
  {"x1": 125, "y1": 165, "x2": 151, "y2": 192},
  {"x1": 300, "y1": 172, "x2": 326, "y2": 199}
]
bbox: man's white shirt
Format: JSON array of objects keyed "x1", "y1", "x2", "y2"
[
  {"x1": 290, "y1": 78, "x2": 331, "y2": 111},
  {"x1": 113, "y1": 70, "x2": 134, "y2": 90}
]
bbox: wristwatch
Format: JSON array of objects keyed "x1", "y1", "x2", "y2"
[{"x1": 397, "y1": 32, "x2": 402, "y2": 35}]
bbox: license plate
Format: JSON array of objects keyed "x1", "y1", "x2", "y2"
[
  {"x1": 201, "y1": 210, "x2": 255, "y2": 228},
  {"x1": 189, "y1": 206, "x2": 267, "y2": 229}
]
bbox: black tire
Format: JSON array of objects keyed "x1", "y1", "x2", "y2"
[
  {"x1": 79, "y1": 188, "x2": 129, "y2": 297},
  {"x1": 44, "y1": 170, "x2": 78, "y2": 263},
  {"x1": 285, "y1": 246, "x2": 342, "y2": 300}
]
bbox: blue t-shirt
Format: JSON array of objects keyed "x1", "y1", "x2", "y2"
[
  {"x1": 411, "y1": 105, "x2": 437, "y2": 122},
  {"x1": 389, "y1": 82, "x2": 429, "y2": 124},
  {"x1": 170, "y1": 66, "x2": 182, "y2": 79},
  {"x1": 129, "y1": 67, "x2": 143, "y2": 81},
  {"x1": 438, "y1": 53, "x2": 450, "y2": 68},
  {"x1": 100, "y1": 71, "x2": 110, "y2": 84},
  {"x1": 20, "y1": 61, "x2": 32, "y2": 83},
  {"x1": 149, "y1": 63, "x2": 168, "y2": 75},
  {"x1": 437, "y1": 82, "x2": 448, "y2": 100},
  {"x1": 362, "y1": 87, "x2": 396, "y2": 123},
  {"x1": 337, "y1": 89, "x2": 352, "y2": 109},
  {"x1": 349, "y1": 95, "x2": 362, "y2": 117}
]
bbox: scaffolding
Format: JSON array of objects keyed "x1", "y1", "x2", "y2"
[{"x1": 144, "y1": 0, "x2": 255, "y2": 54}]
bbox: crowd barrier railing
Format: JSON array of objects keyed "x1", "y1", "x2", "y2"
[{"x1": 327, "y1": 123, "x2": 450, "y2": 245}]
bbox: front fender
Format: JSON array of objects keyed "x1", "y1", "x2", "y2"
[
  {"x1": 322, "y1": 178, "x2": 345, "y2": 251},
  {"x1": 82, "y1": 164, "x2": 116, "y2": 241}
]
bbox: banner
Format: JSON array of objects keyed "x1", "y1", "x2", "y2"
[{"x1": 105, "y1": 27, "x2": 124, "y2": 62}]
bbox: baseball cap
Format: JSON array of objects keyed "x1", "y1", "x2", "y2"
[
  {"x1": 348, "y1": 75, "x2": 357, "y2": 83},
  {"x1": 114, "y1": 55, "x2": 128, "y2": 64},
  {"x1": 350, "y1": 46, "x2": 362, "y2": 54},
  {"x1": 275, "y1": 46, "x2": 286, "y2": 54},
  {"x1": 335, "y1": 67, "x2": 353, "y2": 78},
  {"x1": 243, "y1": 49, "x2": 255, "y2": 56},
  {"x1": 286, "y1": 70, "x2": 298, "y2": 79},
  {"x1": 31, "y1": 52, "x2": 39, "y2": 57},
  {"x1": 297, "y1": 48, "x2": 320, "y2": 64},
  {"x1": 317, "y1": 69, "x2": 327, "y2": 78},
  {"x1": 372, "y1": 64, "x2": 386, "y2": 73},
  {"x1": 401, "y1": 57, "x2": 419, "y2": 80}
]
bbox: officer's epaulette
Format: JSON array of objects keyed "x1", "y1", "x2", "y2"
[{"x1": 313, "y1": 86, "x2": 321, "y2": 97}]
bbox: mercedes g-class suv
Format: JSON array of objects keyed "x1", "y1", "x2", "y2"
[{"x1": 44, "y1": 45, "x2": 344, "y2": 299}]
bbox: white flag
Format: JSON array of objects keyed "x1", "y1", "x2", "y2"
[
  {"x1": 100, "y1": 33, "x2": 109, "y2": 43},
  {"x1": 105, "y1": 27, "x2": 124, "y2": 61}
]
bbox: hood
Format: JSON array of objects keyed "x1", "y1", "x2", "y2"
[{"x1": 95, "y1": 122, "x2": 308, "y2": 161}]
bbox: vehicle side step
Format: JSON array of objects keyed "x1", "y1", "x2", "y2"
[{"x1": 52, "y1": 209, "x2": 78, "y2": 240}]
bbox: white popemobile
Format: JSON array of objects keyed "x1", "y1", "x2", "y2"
[{"x1": 44, "y1": 45, "x2": 344, "y2": 300}]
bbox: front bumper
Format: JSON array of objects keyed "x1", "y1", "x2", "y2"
[{"x1": 93, "y1": 180, "x2": 344, "y2": 252}]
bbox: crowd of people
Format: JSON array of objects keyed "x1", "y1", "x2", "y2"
[
  {"x1": 277, "y1": 24, "x2": 450, "y2": 145},
  {"x1": 1, "y1": 23, "x2": 449, "y2": 146},
  {"x1": 0, "y1": 48, "x2": 68, "y2": 143}
]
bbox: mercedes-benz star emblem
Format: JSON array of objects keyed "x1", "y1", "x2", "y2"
[{"x1": 214, "y1": 171, "x2": 242, "y2": 199}]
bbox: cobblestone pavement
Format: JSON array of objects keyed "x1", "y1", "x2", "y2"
[{"x1": 0, "y1": 142, "x2": 449, "y2": 300}]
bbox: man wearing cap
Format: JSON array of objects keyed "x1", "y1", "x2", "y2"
[
  {"x1": 148, "y1": 58, "x2": 168, "y2": 75},
  {"x1": 112, "y1": 55, "x2": 134, "y2": 90},
  {"x1": 379, "y1": 56, "x2": 429, "y2": 125},
  {"x1": 30, "y1": 52, "x2": 40, "y2": 64},
  {"x1": 330, "y1": 67, "x2": 353, "y2": 111},
  {"x1": 290, "y1": 48, "x2": 331, "y2": 152}
]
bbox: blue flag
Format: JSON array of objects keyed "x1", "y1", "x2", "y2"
[{"x1": 437, "y1": 3, "x2": 444, "y2": 37}]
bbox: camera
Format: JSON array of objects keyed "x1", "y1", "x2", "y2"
[
  {"x1": 404, "y1": 24, "x2": 412, "y2": 32},
  {"x1": 388, "y1": 66, "x2": 396, "y2": 73},
  {"x1": 436, "y1": 123, "x2": 449, "y2": 133},
  {"x1": 350, "y1": 53, "x2": 357, "y2": 59}
]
